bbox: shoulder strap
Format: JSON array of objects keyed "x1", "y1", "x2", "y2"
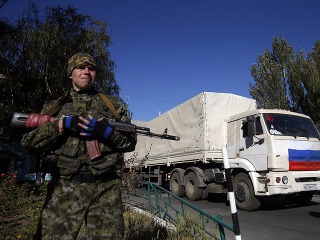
[
  {"x1": 42, "y1": 92, "x2": 70, "y2": 116},
  {"x1": 98, "y1": 93, "x2": 120, "y2": 120}
]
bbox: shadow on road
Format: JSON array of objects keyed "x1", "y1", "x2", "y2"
[
  {"x1": 205, "y1": 192, "x2": 320, "y2": 212},
  {"x1": 258, "y1": 195, "x2": 319, "y2": 211},
  {"x1": 207, "y1": 193, "x2": 228, "y2": 203},
  {"x1": 309, "y1": 211, "x2": 320, "y2": 219}
]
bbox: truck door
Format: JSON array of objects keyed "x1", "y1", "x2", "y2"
[{"x1": 238, "y1": 116, "x2": 269, "y2": 171}]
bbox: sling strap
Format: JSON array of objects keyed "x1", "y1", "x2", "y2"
[
  {"x1": 98, "y1": 93, "x2": 120, "y2": 120},
  {"x1": 42, "y1": 92, "x2": 70, "y2": 116}
]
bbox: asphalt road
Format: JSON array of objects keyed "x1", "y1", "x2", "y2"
[{"x1": 187, "y1": 193, "x2": 320, "y2": 240}]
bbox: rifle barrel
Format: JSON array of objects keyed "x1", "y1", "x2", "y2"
[{"x1": 136, "y1": 130, "x2": 180, "y2": 141}]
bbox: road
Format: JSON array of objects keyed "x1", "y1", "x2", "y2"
[
  {"x1": 188, "y1": 193, "x2": 320, "y2": 240},
  {"x1": 124, "y1": 191, "x2": 320, "y2": 240}
]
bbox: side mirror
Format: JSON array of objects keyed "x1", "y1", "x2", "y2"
[{"x1": 258, "y1": 138, "x2": 265, "y2": 145}]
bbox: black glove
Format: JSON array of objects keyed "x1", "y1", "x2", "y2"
[
  {"x1": 92, "y1": 118, "x2": 115, "y2": 141},
  {"x1": 63, "y1": 116, "x2": 82, "y2": 133}
]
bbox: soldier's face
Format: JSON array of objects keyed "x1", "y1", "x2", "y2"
[{"x1": 70, "y1": 65, "x2": 97, "y2": 91}]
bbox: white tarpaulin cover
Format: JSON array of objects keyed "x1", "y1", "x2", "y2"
[{"x1": 124, "y1": 92, "x2": 256, "y2": 164}]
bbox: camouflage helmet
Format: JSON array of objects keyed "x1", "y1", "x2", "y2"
[{"x1": 67, "y1": 53, "x2": 97, "y2": 76}]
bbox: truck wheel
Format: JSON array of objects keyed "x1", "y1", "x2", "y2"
[
  {"x1": 185, "y1": 172, "x2": 203, "y2": 201},
  {"x1": 170, "y1": 172, "x2": 185, "y2": 197},
  {"x1": 285, "y1": 191, "x2": 314, "y2": 205},
  {"x1": 233, "y1": 173, "x2": 260, "y2": 211}
]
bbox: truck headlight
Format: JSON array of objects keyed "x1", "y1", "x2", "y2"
[{"x1": 282, "y1": 176, "x2": 288, "y2": 185}]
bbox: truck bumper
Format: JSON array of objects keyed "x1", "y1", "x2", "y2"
[{"x1": 251, "y1": 171, "x2": 320, "y2": 196}]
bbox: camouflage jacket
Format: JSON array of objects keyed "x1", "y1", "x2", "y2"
[{"x1": 21, "y1": 88, "x2": 137, "y2": 177}]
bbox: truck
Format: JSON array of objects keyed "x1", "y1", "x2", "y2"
[{"x1": 124, "y1": 92, "x2": 320, "y2": 211}]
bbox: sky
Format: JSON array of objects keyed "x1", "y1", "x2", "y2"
[{"x1": 2, "y1": 0, "x2": 320, "y2": 121}]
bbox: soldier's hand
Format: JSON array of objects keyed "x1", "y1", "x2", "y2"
[
  {"x1": 79, "y1": 115, "x2": 116, "y2": 141},
  {"x1": 79, "y1": 115, "x2": 97, "y2": 137},
  {"x1": 92, "y1": 118, "x2": 116, "y2": 141},
  {"x1": 62, "y1": 115, "x2": 82, "y2": 133}
]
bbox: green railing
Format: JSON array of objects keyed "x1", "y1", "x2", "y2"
[{"x1": 123, "y1": 180, "x2": 235, "y2": 240}]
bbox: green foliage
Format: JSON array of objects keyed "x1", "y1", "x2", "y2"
[
  {"x1": 124, "y1": 209, "x2": 169, "y2": 240},
  {"x1": 302, "y1": 40, "x2": 320, "y2": 121},
  {"x1": 0, "y1": 4, "x2": 118, "y2": 138},
  {"x1": 124, "y1": 210, "x2": 219, "y2": 240},
  {"x1": 250, "y1": 37, "x2": 293, "y2": 110},
  {"x1": 250, "y1": 36, "x2": 320, "y2": 123},
  {"x1": 170, "y1": 213, "x2": 219, "y2": 240},
  {"x1": 0, "y1": 173, "x2": 46, "y2": 239}
]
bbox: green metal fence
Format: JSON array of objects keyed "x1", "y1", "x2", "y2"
[{"x1": 123, "y1": 180, "x2": 235, "y2": 240}]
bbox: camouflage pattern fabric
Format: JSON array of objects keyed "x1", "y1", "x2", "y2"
[
  {"x1": 67, "y1": 53, "x2": 97, "y2": 77},
  {"x1": 21, "y1": 87, "x2": 136, "y2": 239},
  {"x1": 38, "y1": 177, "x2": 124, "y2": 240}
]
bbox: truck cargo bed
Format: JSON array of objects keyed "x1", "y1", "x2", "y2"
[{"x1": 125, "y1": 92, "x2": 256, "y2": 167}]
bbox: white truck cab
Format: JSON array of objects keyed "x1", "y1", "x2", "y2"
[{"x1": 226, "y1": 109, "x2": 320, "y2": 210}]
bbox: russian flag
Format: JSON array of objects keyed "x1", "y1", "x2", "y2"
[{"x1": 288, "y1": 149, "x2": 320, "y2": 170}]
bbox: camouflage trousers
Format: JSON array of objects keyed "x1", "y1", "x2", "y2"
[{"x1": 37, "y1": 176, "x2": 124, "y2": 240}]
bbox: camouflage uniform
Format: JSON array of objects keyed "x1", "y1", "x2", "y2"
[{"x1": 21, "y1": 53, "x2": 136, "y2": 240}]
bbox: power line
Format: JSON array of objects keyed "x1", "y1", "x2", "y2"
[{"x1": 120, "y1": 88, "x2": 184, "y2": 104}]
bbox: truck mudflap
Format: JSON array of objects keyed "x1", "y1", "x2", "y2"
[{"x1": 288, "y1": 149, "x2": 320, "y2": 171}]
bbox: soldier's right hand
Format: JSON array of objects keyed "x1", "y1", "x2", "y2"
[{"x1": 62, "y1": 115, "x2": 82, "y2": 133}]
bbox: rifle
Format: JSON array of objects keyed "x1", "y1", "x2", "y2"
[{"x1": 11, "y1": 112, "x2": 180, "y2": 159}]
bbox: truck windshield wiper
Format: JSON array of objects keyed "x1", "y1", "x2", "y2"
[
  {"x1": 297, "y1": 127, "x2": 310, "y2": 139},
  {"x1": 278, "y1": 127, "x2": 298, "y2": 138}
]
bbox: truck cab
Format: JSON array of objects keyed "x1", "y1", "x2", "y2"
[{"x1": 227, "y1": 109, "x2": 320, "y2": 210}]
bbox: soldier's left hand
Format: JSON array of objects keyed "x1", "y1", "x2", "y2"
[{"x1": 79, "y1": 115, "x2": 97, "y2": 137}]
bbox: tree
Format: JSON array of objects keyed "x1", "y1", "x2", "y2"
[
  {"x1": 249, "y1": 36, "x2": 294, "y2": 110},
  {"x1": 301, "y1": 40, "x2": 320, "y2": 121},
  {"x1": 0, "y1": 4, "x2": 118, "y2": 137},
  {"x1": 250, "y1": 36, "x2": 320, "y2": 124}
]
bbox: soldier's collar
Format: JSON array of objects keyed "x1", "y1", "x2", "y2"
[{"x1": 71, "y1": 87, "x2": 97, "y2": 96}]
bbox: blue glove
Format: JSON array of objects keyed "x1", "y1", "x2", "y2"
[
  {"x1": 81, "y1": 117, "x2": 97, "y2": 137},
  {"x1": 63, "y1": 116, "x2": 81, "y2": 133},
  {"x1": 92, "y1": 118, "x2": 115, "y2": 141}
]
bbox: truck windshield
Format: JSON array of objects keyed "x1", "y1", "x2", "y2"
[{"x1": 263, "y1": 113, "x2": 320, "y2": 139}]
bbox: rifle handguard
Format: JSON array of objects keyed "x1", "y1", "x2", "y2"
[
  {"x1": 26, "y1": 113, "x2": 56, "y2": 128},
  {"x1": 11, "y1": 112, "x2": 102, "y2": 160}
]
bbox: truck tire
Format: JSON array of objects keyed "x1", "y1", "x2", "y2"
[
  {"x1": 185, "y1": 172, "x2": 204, "y2": 201},
  {"x1": 233, "y1": 173, "x2": 260, "y2": 211},
  {"x1": 170, "y1": 171, "x2": 185, "y2": 197},
  {"x1": 285, "y1": 191, "x2": 314, "y2": 205}
]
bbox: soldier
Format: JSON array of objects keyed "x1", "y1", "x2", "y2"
[{"x1": 21, "y1": 53, "x2": 137, "y2": 239}]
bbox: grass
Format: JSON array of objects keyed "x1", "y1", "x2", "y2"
[{"x1": 0, "y1": 173, "x2": 45, "y2": 239}]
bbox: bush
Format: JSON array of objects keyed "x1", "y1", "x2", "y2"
[
  {"x1": 124, "y1": 209, "x2": 219, "y2": 240},
  {"x1": 124, "y1": 209, "x2": 169, "y2": 240},
  {"x1": 170, "y1": 213, "x2": 219, "y2": 240},
  {"x1": 0, "y1": 173, "x2": 46, "y2": 240}
]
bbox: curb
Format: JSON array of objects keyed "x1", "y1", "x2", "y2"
[{"x1": 125, "y1": 205, "x2": 176, "y2": 231}]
